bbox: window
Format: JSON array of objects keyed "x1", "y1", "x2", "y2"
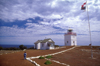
[
  {"x1": 42, "y1": 44, "x2": 44, "y2": 47},
  {"x1": 50, "y1": 44, "x2": 54, "y2": 47}
]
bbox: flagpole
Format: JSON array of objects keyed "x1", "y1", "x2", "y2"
[{"x1": 86, "y1": 0, "x2": 93, "y2": 59}]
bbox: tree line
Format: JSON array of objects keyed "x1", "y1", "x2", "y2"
[{"x1": 0, "y1": 45, "x2": 34, "y2": 50}]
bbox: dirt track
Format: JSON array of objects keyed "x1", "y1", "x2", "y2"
[
  {"x1": 50, "y1": 47, "x2": 100, "y2": 66},
  {"x1": 0, "y1": 46, "x2": 72, "y2": 66},
  {"x1": 0, "y1": 46, "x2": 100, "y2": 66}
]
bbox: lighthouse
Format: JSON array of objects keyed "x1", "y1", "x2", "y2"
[{"x1": 64, "y1": 29, "x2": 77, "y2": 46}]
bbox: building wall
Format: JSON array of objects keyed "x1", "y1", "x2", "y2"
[
  {"x1": 35, "y1": 43, "x2": 41, "y2": 49},
  {"x1": 37, "y1": 43, "x2": 41, "y2": 49},
  {"x1": 41, "y1": 42, "x2": 47, "y2": 50},
  {"x1": 64, "y1": 34, "x2": 77, "y2": 46},
  {"x1": 64, "y1": 35, "x2": 71, "y2": 46},
  {"x1": 48, "y1": 43, "x2": 54, "y2": 49},
  {"x1": 41, "y1": 42, "x2": 54, "y2": 50},
  {"x1": 71, "y1": 35, "x2": 77, "y2": 46},
  {"x1": 49, "y1": 46, "x2": 54, "y2": 49},
  {"x1": 35, "y1": 39, "x2": 55, "y2": 50}
]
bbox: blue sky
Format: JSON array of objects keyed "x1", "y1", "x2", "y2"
[{"x1": 0, "y1": 0, "x2": 100, "y2": 46}]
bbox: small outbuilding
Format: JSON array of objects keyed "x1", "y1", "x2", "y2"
[{"x1": 34, "y1": 38, "x2": 55, "y2": 50}]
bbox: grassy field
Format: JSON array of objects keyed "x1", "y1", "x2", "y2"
[{"x1": 0, "y1": 46, "x2": 100, "y2": 66}]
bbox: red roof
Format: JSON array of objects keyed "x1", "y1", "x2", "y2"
[{"x1": 64, "y1": 32, "x2": 76, "y2": 36}]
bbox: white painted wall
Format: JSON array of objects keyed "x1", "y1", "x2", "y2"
[
  {"x1": 64, "y1": 35, "x2": 71, "y2": 46},
  {"x1": 41, "y1": 42, "x2": 54, "y2": 50},
  {"x1": 49, "y1": 46, "x2": 54, "y2": 49},
  {"x1": 37, "y1": 43, "x2": 41, "y2": 49},
  {"x1": 71, "y1": 35, "x2": 77, "y2": 46},
  {"x1": 64, "y1": 34, "x2": 77, "y2": 46},
  {"x1": 35, "y1": 43, "x2": 41, "y2": 49},
  {"x1": 41, "y1": 42, "x2": 47, "y2": 50},
  {"x1": 35, "y1": 39, "x2": 55, "y2": 50}
]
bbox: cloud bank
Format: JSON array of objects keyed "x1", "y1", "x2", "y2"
[{"x1": 0, "y1": 0, "x2": 100, "y2": 46}]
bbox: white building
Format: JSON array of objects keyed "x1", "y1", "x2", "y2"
[
  {"x1": 34, "y1": 38, "x2": 55, "y2": 50},
  {"x1": 64, "y1": 29, "x2": 77, "y2": 46}
]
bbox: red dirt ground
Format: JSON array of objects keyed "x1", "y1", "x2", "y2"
[
  {"x1": 0, "y1": 46, "x2": 72, "y2": 66},
  {"x1": 50, "y1": 46, "x2": 100, "y2": 66},
  {"x1": 33, "y1": 59, "x2": 63, "y2": 66},
  {"x1": 0, "y1": 46, "x2": 100, "y2": 66}
]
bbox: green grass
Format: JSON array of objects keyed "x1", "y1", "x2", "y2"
[
  {"x1": 44, "y1": 60, "x2": 52, "y2": 65},
  {"x1": 39, "y1": 56, "x2": 45, "y2": 59},
  {"x1": 46, "y1": 55, "x2": 52, "y2": 59}
]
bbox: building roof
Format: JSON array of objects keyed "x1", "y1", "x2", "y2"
[
  {"x1": 68, "y1": 29, "x2": 73, "y2": 32},
  {"x1": 41, "y1": 38, "x2": 55, "y2": 43},
  {"x1": 34, "y1": 38, "x2": 55, "y2": 44},
  {"x1": 64, "y1": 32, "x2": 77, "y2": 36},
  {"x1": 34, "y1": 40, "x2": 42, "y2": 44}
]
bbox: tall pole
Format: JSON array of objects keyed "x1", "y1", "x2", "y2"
[{"x1": 86, "y1": 0, "x2": 93, "y2": 59}]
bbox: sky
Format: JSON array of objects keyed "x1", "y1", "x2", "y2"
[{"x1": 0, "y1": 0, "x2": 100, "y2": 46}]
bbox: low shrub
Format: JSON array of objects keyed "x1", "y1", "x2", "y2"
[
  {"x1": 44, "y1": 60, "x2": 52, "y2": 65},
  {"x1": 46, "y1": 55, "x2": 52, "y2": 59},
  {"x1": 54, "y1": 45, "x2": 59, "y2": 47},
  {"x1": 28, "y1": 47, "x2": 34, "y2": 49},
  {"x1": 19, "y1": 45, "x2": 27, "y2": 50},
  {"x1": 10, "y1": 47, "x2": 18, "y2": 50},
  {"x1": 3, "y1": 47, "x2": 20, "y2": 50},
  {"x1": 39, "y1": 56, "x2": 45, "y2": 59},
  {"x1": 0, "y1": 47, "x2": 3, "y2": 50},
  {"x1": 92, "y1": 46, "x2": 97, "y2": 49}
]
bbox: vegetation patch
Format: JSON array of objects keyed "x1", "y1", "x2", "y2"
[
  {"x1": 44, "y1": 60, "x2": 52, "y2": 65},
  {"x1": 39, "y1": 56, "x2": 45, "y2": 59},
  {"x1": 19, "y1": 45, "x2": 27, "y2": 50},
  {"x1": 54, "y1": 45, "x2": 59, "y2": 47},
  {"x1": 46, "y1": 55, "x2": 52, "y2": 59}
]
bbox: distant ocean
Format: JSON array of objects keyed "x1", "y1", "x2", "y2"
[
  {"x1": 0, "y1": 44, "x2": 64, "y2": 48},
  {"x1": 0, "y1": 44, "x2": 34, "y2": 48}
]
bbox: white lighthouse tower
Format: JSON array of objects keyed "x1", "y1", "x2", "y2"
[{"x1": 64, "y1": 29, "x2": 77, "y2": 46}]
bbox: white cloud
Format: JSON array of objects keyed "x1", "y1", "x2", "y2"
[
  {"x1": 0, "y1": 0, "x2": 100, "y2": 45},
  {"x1": 44, "y1": 14, "x2": 62, "y2": 19},
  {"x1": 27, "y1": 20, "x2": 32, "y2": 22}
]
